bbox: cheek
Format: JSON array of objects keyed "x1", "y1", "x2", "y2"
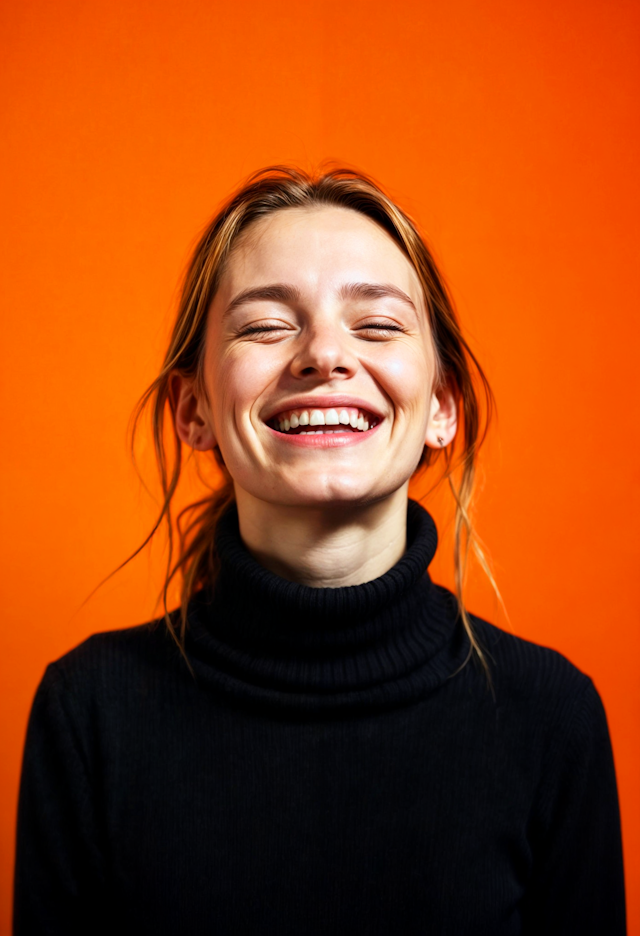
[
  {"x1": 209, "y1": 347, "x2": 281, "y2": 432},
  {"x1": 375, "y1": 346, "x2": 434, "y2": 413}
]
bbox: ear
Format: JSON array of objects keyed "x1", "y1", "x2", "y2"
[
  {"x1": 170, "y1": 373, "x2": 217, "y2": 451},
  {"x1": 425, "y1": 384, "x2": 458, "y2": 449}
]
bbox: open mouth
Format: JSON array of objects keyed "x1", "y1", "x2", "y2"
[{"x1": 267, "y1": 406, "x2": 381, "y2": 435}]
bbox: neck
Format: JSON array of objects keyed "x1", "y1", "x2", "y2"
[{"x1": 234, "y1": 485, "x2": 410, "y2": 588}]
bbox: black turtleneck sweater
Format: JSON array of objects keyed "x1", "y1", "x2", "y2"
[{"x1": 14, "y1": 502, "x2": 626, "y2": 934}]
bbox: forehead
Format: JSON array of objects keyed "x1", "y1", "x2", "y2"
[{"x1": 217, "y1": 206, "x2": 423, "y2": 303}]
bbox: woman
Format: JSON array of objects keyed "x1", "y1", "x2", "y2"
[{"x1": 14, "y1": 167, "x2": 625, "y2": 934}]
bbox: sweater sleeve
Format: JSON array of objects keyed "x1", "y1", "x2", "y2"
[
  {"x1": 13, "y1": 662, "x2": 107, "y2": 935},
  {"x1": 521, "y1": 676, "x2": 626, "y2": 934}
]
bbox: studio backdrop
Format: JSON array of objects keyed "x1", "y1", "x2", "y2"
[{"x1": 1, "y1": 0, "x2": 638, "y2": 932}]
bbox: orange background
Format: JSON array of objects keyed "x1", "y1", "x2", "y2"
[{"x1": 1, "y1": 0, "x2": 639, "y2": 930}]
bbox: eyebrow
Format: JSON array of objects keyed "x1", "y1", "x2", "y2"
[
  {"x1": 338, "y1": 282, "x2": 417, "y2": 311},
  {"x1": 223, "y1": 284, "x2": 301, "y2": 318},
  {"x1": 222, "y1": 281, "x2": 417, "y2": 318}
]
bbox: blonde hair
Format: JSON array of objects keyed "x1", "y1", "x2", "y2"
[{"x1": 131, "y1": 166, "x2": 495, "y2": 676}]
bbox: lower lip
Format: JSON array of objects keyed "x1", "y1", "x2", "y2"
[{"x1": 266, "y1": 422, "x2": 383, "y2": 447}]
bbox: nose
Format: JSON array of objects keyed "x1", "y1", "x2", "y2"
[{"x1": 290, "y1": 324, "x2": 358, "y2": 380}]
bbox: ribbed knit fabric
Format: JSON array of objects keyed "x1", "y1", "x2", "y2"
[
  {"x1": 14, "y1": 501, "x2": 626, "y2": 935},
  {"x1": 186, "y1": 500, "x2": 466, "y2": 712}
]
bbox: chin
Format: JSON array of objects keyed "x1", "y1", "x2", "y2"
[{"x1": 264, "y1": 475, "x2": 407, "y2": 510}]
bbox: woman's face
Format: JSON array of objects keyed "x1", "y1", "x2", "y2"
[{"x1": 179, "y1": 206, "x2": 455, "y2": 509}]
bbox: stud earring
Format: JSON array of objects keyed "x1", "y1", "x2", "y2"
[{"x1": 437, "y1": 436, "x2": 445, "y2": 446}]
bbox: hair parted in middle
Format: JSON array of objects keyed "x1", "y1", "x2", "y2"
[{"x1": 130, "y1": 164, "x2": 497, "y2": 678}]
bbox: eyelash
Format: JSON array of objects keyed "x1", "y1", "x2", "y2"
[
  {"x1": 239, "y1": 325, "x2": 285, "y2": 335},
  {"x1": 239, "y1": 323, "x2": 405, "y2": 337}
]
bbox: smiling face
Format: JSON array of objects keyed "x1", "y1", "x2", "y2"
[{"x1": 174, "y1": 205, "x2": 457, "y2": 510}]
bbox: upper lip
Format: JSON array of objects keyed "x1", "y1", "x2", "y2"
[{"x1": 263, "y1": 395, "x2": 385, "y2": 422}]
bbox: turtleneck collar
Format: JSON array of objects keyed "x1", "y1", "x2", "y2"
[{"x1": 185, "y1": 499, "x2": 469, "y2": 714}]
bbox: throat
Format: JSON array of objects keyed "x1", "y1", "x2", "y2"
[{"x1": 234, "y1": 487, "x2": 410, "y2": 588}]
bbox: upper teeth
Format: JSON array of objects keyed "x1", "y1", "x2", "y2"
[{"x1": 274, "y1": 407, "x2": 374, "y2": 433}]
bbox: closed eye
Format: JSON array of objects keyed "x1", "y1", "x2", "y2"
[
  {"x1": 237, "y1": 323, "x2": 293, "y2": 339},
  {"x1": 237, "y1": 322, "x2": 406, "y2": 340},
  {"x1": 355, "y1": 323, "x2": 406, "y2": 338}
]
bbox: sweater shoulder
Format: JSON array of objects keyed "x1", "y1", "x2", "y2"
[
  {"x1": 468, "y1": 613, "x2": 600, "y2": 717},
  {"x1": 44, "y1": 619, "x2": 181, "y2": 698}
]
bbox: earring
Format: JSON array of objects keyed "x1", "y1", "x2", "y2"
[{"x1": 437, "y1": 436, "x2": 445, "y2": 446}]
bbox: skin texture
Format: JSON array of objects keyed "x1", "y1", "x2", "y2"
[{"x1": 173, "y1": 206, "x2": 457, "y2": 587}]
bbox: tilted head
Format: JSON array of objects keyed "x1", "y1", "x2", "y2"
[{"x1": 134, "y1": 166, "x2": 493, "y2": 670}]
